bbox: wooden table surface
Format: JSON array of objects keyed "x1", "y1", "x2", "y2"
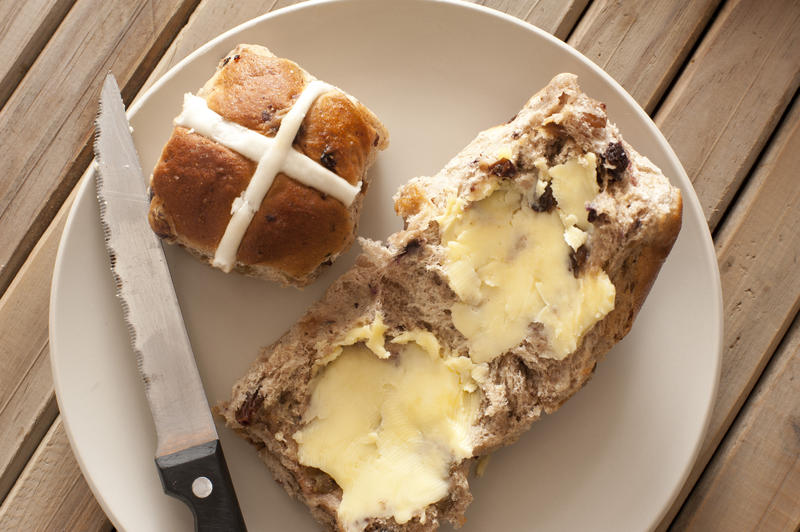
[{"x1": 0, "y1": 0, "x2": 798, "y2": 530}]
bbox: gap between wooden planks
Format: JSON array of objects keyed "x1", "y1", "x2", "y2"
[
  {"x1": 0, "y1": 0, "x2": 587, "y2": 528},
  {"x1": 473, "y1": 0, "x2": 589, "y2": 41},
  {"x1": 0, "y1": 179, "x2": 78, "y2": 504},
  {"x1": 0, "y1": 0, "x2": 76, "y2": 109},
  {"x1": 0, "y1": 417, "x2": 113, "y2": 532},
  {"x1": 0, "y1": 0, "x2": 205, "y2": 507},
  {"x1": 0, "y1": 0, "x2": 796, "y2": 528},
  {"x1": 136, "y1": 1, "x2": 800, "y2": 525},
  {"x1": 673, "y1": 310, "x2": 800, "y2": 530},
  {"x1": 665, "y1": 93, "x2": 800, "y2": 532},
  {"x1": 138, "y1": 0, "x2": 588, "y2": 96},
  {"x1": 568, "y1": 0, "x2": 721, "y2": 113},
  {"x1": 655, "y1": 0, "x2": 800, "y2": 229},
  {"x1": 0, "y1": 0, "x2": 201, "y2": 301},
  {"x1": 0, "y1": 0, "x2": 588, "y2": 507},
  {"x1": 0, "y1": 0, "x2": 203, "y2": 512}
]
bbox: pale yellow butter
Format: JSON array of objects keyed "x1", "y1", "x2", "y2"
[
  {"x1": 439, "y1": 154, "x2": 615, "y2": 362},
  {"x1": 294, "y1": 331, "x2": 483, "y2": 530},
  {"x1": 549, "y1": 153, "x2": 599, "y2": 231},
  {"x1": 564, "y1": 225, "x2": 588, "y2": 251},
  {"x1": 313, "y1": 313, "x2": 390, "y2": 370},
  {"x1": 294, "y1": 154, "x2": 615, "y2": 528}
]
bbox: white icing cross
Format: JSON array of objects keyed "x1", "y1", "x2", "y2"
[{"x1": 173, "y1": 80, "x2": 361, "y2": 272}]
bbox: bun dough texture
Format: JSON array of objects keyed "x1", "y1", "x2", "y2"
[
  {"x1": 218, "y1": 73, "x2": 682, "y2": 530},
  {"x1": 148, "y1": 44, "x2": 388, "y2": 286}
]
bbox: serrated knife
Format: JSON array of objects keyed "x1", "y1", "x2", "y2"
[{"x1": 94, "y1": 73, "x2": 246, "y2": 532}]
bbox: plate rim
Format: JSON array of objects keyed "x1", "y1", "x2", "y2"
[{"x1": 50, "y1": 0, "x2": 723, "y2": 529}]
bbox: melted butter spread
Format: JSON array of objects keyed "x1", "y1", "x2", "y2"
[
  {"x1": 295, "y1": 327, "x2": 482, "y2": 529},
  {"x1": 439, "y1": 154, "x2": 615, "y2": 362}
]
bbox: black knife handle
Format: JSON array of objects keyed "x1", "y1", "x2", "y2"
[{"x1": 156, "y1": 440, "x2": 247, "y2": 531}]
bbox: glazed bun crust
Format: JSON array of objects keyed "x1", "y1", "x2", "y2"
[
  {"x1": 148, "y1": 44, "x2": 388, "y2": 286},
  {"x1": 217, "y1": 73, "x2": 682, "y2": 531}
]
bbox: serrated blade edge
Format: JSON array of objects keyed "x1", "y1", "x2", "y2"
[{"x1": 94, "y1": 73, "x2": 217, "y2": 457}]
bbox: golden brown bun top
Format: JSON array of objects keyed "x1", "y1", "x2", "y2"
[{"x1": 148, "y1": 44, "x2": 388, "y2": 284}]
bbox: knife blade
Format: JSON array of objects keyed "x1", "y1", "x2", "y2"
[{"x1": 94, "y1": 73, "x2": 246, "y2": 532}]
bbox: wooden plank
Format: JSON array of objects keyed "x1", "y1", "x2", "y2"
[
  {"x1": 672, "y1": 313, "x2": 800, "y2": 531},
  {"x1": 658, "y1": 92, "x2": 800, "y2": 530},
  {"x1": 0, "y1": 0, "x2": 75, "y2": 108},
  {"x1": 710, "y1": 97, "x2": 800, "y2": 447},
  {"x1": 0, "y1": 0, "x2": 200, "y2": 300},
  {"x1": 653, "y1": 7, "x2": 800, "y2": 522},
  {"x1": 6, "y1": 2, "x2": 797, "y2": 530},
  {"x1": 142, "y1": 0, "x2": 582, "y2": 98},
  {"x1": 0, "y1": 183, "x2": 76, "y2": 504},
  {"x1": 473, "y1": 0, "x2": 589, "y2": 40},
  {"x1": 568, "y1": 0, "x2": 720, "y2": 113},
  {"x1": 655, "y1": 0, "x2": 800, "y2": 229},
  {"x1": 0, "y1": 0, "x2": 589, "y2": 525},
  {"x1": 709, "y1": 97, "x2": 800, "y2": 434},
  {"x1": 0, "y1": 0, "x2": 256, "y2": 511},
  {"x1": 0, "y1": 0, "x2": 202, "y2": 512},
  {"x1": 140, "y1": 0, "x2": 302, "y2": 96},
  {"x1": 0, "y1": 417, "x2": 111, "y2": 532}
]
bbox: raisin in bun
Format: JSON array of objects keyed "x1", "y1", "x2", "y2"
[
  {"x1": 148, "y1": 44, "x2": 388, "y2": 287},
  {"x1": 218, "y1": 74, "x2": 682, "y2": 530}
]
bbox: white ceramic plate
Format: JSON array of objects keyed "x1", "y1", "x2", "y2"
[{"x1": 50, "y1": 1, "x2": 722, "y2": 530}]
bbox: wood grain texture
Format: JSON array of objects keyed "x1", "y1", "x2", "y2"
[
  {"x1": 672, "y1": 313, "x2": 800, "y2": 531},
  {"x1": 0, "y1": 1, "x2": 590, "y2": 529},
  {"x1": 711, "y1": 99, "x2": 800, "y2": 443},
  {"x1": 655, "y1": 0, "x2": 800, "y2": 229},
  {"x1": 474, "y1": 0, "x2": 589, "y2": 39},
  {"x1": 141, "y1": 0, "x2": 584, "y2": 98},
  {"x1": 140, "y1": 0, "x2": 303, "y2": 96},
  {"x1": 659, "y1": 94, "x2": 800, "y2": 531},
  {"x1": 0, "y1": 417, "x2": 112, "y2": 532},
  {"x1": 0, "y1": 183, "x2": 75, "y2": 503},
  {"x1": 4, "y1": 1, "x2": 798, "y2": 531},
  {"x1": 568, "y1": 0, "x2": 720, "y2": 113},
  {"x1": 0, "y1": 0, "x2": 200, "y2": 301},
  {"x1": 0, "y1": 0, "x2": 75, "y2": 108}
]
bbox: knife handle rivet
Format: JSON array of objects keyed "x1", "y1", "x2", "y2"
[{"x1": 191, "y1": 476, "x2": 213, "y2": 499}]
